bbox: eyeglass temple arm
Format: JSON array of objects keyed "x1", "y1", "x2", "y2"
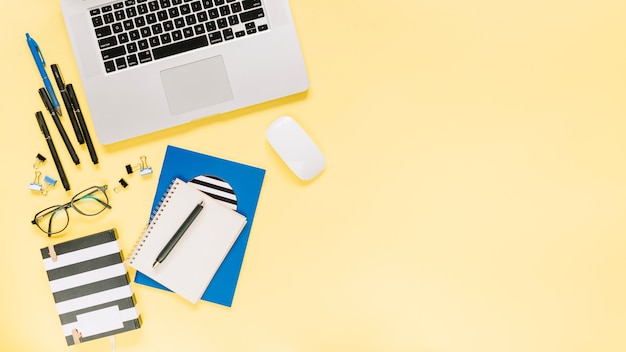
[{"x1": 80, "y1": 194, "x2": 112, "y2": 209}]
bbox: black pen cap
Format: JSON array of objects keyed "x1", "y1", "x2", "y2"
[
  {"x1": 35, "y1": 111, "x2": 49, "y2": 135},
  {"x1": 38, "y1": 88, "x2": 55, "y2": 115},
  {"x1": 66, "y1": 84, "x2": 83, "y2": 111},
  {"x1": 50, "y1": 64, "x2": 65, "y2": 89}
]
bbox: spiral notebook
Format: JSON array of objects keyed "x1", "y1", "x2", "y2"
[
  {"x1": 128, "y1": 178, "x2": 247, "y2": 303},
  {"x1": 40, "y1": 229, "x2": 141, "y2": 346}
]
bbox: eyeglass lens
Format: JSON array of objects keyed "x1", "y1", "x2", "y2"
[{"x1": 33, "y1": 186, "x2": 110, "y2": 236}]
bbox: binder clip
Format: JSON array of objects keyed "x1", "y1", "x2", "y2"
[
  {"x1": 33, "y1": 153, "x2": 46, "y2": 169},
  {"x1": 41, "y1": 175, "x2": 57, "y2": 195},
  {"x1": 126, "y1": 155, "x2": 153, "y2": 176},
  {"x1": 114, "y1": 178, "x2": 129, "y2": 193},
  {"x1": 29, "y1": 171, "x2": 43, "y2": 192}
]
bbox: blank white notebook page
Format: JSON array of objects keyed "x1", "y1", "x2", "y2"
[{"x1": 128, "y1": 178, "x2": 247, "y2": 303}]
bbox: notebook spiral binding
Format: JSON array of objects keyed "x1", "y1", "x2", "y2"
[{"x1": 127, "y1": 178, "x2": 181, "y2": 265}]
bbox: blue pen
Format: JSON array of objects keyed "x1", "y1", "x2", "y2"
[{"x1": 26, "y1": 33, "x2": 62, "y2": 116}]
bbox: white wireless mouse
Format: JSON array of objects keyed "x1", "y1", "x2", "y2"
[{"x1": 266, "y1": 116, "x2": 326, "y2": 181}]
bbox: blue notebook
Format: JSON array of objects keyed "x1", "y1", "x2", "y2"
[{"x1": 133, "y1": 145, "x2": 265, "y2": 307}]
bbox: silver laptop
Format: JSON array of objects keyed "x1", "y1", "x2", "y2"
[{"x1": 61, "y1": 0, "x2": 309, "y2": 144}]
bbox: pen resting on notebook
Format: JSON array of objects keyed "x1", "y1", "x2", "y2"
[{"x1": 153, "y1": 200, "x2": 205, "y2": 268}]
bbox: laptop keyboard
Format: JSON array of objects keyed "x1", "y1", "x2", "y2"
[{"x1": 89, "y1": 0, "x2": 269, "y2": 73}]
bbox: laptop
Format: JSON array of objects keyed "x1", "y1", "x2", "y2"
[{"x1": 61, "y1": 0, "x2": 309, "y2": 144}]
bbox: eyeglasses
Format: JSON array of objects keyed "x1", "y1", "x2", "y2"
[{"x1": 32, "y1": 185, "x2": 112, "y2": 237}]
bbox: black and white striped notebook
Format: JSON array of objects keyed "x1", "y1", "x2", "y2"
[{"x1": 40, "y1": 229, "x2": 141, "y2": 346}]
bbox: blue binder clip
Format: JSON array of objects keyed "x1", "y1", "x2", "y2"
[
  {"x1": 41, "y1": 175, "x2": 57, "y2": 195},
  {"x1": 126, "y1": 155, "x2": 152, "y2": 176},
  {"x1": 29, "y1": 171, "x2": 43, "y2": 191}
]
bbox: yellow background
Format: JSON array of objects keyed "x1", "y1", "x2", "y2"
[{"x1": 1, "y1": 0, "x2": 626, "y2": 351}]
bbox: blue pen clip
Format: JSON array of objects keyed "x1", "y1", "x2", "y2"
[
  {"x1": 26, "y1": 33, "x2": 45, "y2": 67},
  {"x1": 26, "y1": 33, "x2": 62, "y2": 115}
]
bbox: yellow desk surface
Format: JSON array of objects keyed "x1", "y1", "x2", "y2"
[{"x1": 2, "y1": 1, "x2": 626, "y2": 351}]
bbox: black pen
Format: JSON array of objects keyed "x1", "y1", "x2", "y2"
[
  {"x1": 35, "y1": 111, "x2": 70, "y2": 191},
  {"x1": 67, "y1": 84, "x2": 99, "y2": 165},
  {"x1": 153, "y1": 201, "x2": 205, "y2": 268},
  {"x1": 39, "y1": 88, "x2": 80, "y2": 165},
  {"x1": 51, "y1": 64, "x2": 84, "y2": 144}
]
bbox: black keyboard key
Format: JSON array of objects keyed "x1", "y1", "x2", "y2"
[
  {"x1": 152, "y1": 23, "x2": 164, "y2": 34},
  {"x1": 137, "y1": 4, "x2": 149, "y2": 14},
  {"x1": 126, "y1": 6, "x2": 138, "y2": 17},
  {"x1": 180, "y1": 4, "x2": 191, "y2": 14},
  {"x1": 104, "y1": 60, "x2": 116, "y2": 72},
  {"x1": 164, "y1": 20, "x2": 175, "y2": 31},
  {"x1": 208, "y1": 31, "x2": 222, "y2": 44},
  {"x1": 168, "y1": 7, "x2": 180, "y2": 18},
  {"x1": 240, "y1": 8, "x2": 264, "y2": 22},
  {"x1": 172, "y1": 30, "x2": 183, "y2": 41},
  {"x1": 186, "y1": 14, "x2": 197, "y2": 25},
  {"x1": 194, "y1": 24, "x2": 206, "y2": 35},
  {"x1": 205, "y1": 21, "x2": 216, "y2": 32},
  {"x1": 183, "y1": 27, "x2": 194, "y2": 37},
  {"x1": 157, "y1": 10, "x2": 168, "y2": 21},
  {"x1": 175, "y1": 17, "x2": 186, "y2": 28},
  {"x1": 114, "y1": 10, "x2": 126, "y2": 21},
  {"x1": 116, "y1": 57, "x2": 128, "y2": 70},
  {"x1": 217, "y1": 18, "x2": 227, "y2": 28},
  {"x1": 191, "y1": 1, "x2": 202, "y2": 11},
  {"x1": 102, "y1": 5, "x2": 113, "y2": 12},
  {"x1": 123, "y1": 19, "x2": 135, "y2": 30},
  {"x1": 203, "y1": 0, "x2": 213, "y2": 8},
  {"x1": 173, "y1": 0, "x2": 183, "y2": 4},
  {"x1": 235, "y1": 30, "x2": 245, "y2": 37},
  {"x1": 197, "y1": 11, "x2": 208, "y2": 22},
  {"x1": 112, "y1": 23, "x2": 124, "y2": 33},
  {"x1": 228, "y1": 15, "x2": 238, "y2": 26},
  {"x1": 208, "y1": 8, "x2": 219, "y2": 19},
  {"x1": 92, "y1": 16, "x2": 104, "y2": 27},
  {"x1": 135, "y1": 16, "x2": 146, "y2": 27},
  {"x1": 138, "y1": 50, "x2": 153, "y2": 63},
  {"x1": 161, "y1": 33, "x2": 173, "y2": 44},
  {"x1": 118, "y1": 32, "x2": 130, "y2": 43},
  {"x1": 148, "y1": 1, "x2": 159, "y2": 11},
  {"x1": 231, "y1": 2, "x2": 241, "y2": 13},
  {"x1": 103, "y1": 13, "x2": 115, "y2": 23},
  {"x1": 258, "y1": 24, "x2": 268, "y2": 31},
  {"x1": 130, "y1": 29, "x2": 141, "y2": 40},
  {"x1": 127, "y1": 42, "x2": 139, "y2": 52},
  {"x1": 90, "y1": 9, "x2": 101, "y2": 16},
  {"x1": 152, "y1": 36, "x2": 208, "y2": 59},
  {"x1": 138, "y1": 39, "x2": 149, "y2": 49},
  {"x1": 95, "y1": 26, "x2": 112, "y2": 38},
  {"x1": 98, "y1": 36, "x2": 118, "y2": 49},
  {"x1": 127, "y1": 54, "x2": 139, "y2": 66},
  {"x1": 146, "y1": 13, "x2": 157, "y2": 23},
  {"x1": 140, "y1": 27, "x2": 152, "y2": 37},
  {"x1": 126, "y1": 0, "x2": 137, "y2": 5},
  {"x1": 215, "y1": 0, "x2": 225, "y2": 5},
  {"x1": 149, "y1": 36, "x2": 161, "y2": 47},
  {"x1": 241, "y1": 0, "x2": 261, "y2": 10},
  {"x1": 113, "y1": 2, "x2": 124, "y2": 9},
  {"x1": 223, "y1": 28, "x2": 234, "y2": 40},
  {"x1": 219, "y1": 5, "x2": 230, "y2": 16},
  {"x1": 160, "y1": 0, "x2": 171, "y2": 7},
  {"x1": 102, "y1": 45, "x2": 127, "y2": 60}
]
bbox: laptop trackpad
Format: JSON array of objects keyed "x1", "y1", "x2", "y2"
[{"x1": 160, "y1": 56, "x2": 233, "y2": 115}]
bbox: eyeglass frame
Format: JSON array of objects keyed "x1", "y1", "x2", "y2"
[{"x1": 31, "y1": 185, "x2": 112, "y2": 237}]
